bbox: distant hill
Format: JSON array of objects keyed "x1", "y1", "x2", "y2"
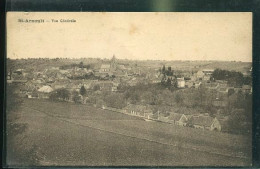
[{"x1": 7, "y1": 58, "x2": 251, "y2": 74}]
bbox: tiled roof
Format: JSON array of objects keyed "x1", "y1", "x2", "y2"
[
  {"x1": 191, "y1": 115, "x2": 214, "y2": 127},
  {"x1": 168, "y1": 113, "x2": 183, "y2": 121},
  {"x1": 38, "y1": 86, "x2": 54, "y2": 93},
  {"x1": 100, "y1": 64, "x2": 111, "y2": 69}
]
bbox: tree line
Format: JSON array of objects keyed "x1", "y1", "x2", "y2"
[{"x1": 212, "y1": 69, "x2": 251, "y2": 87}]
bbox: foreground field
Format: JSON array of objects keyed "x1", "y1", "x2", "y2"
[{"x1": 6, "y1": 99, "x2": 252, "y2": 166}]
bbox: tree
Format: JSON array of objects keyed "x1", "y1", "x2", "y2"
[
  {"x1": 80, "y1": 86, "x2": 87, "y2": 96},
  {"x1": 93, "y1": 85, "x2": 100, "y2": 91},
  {"x1": 168, "y1": 66, "x2": 172, "y2": 72},
  {"x1": 167, "y1": 66, "x2": 173, "y2": 76},
  {"x1": 162, "y1": 65, "x2": 166, "y2": 74},
  {"x1": 86, "y1": 64, "x2": 91, "y2": 70},
  {"x1": 79, "y1": 61, "x2": 84, "y2": 68},
  {"x1": 104, "y1": 93, "x2": 126, "y2": 109},
  {"x1": 166, "y1": 77, "x2": 172, "y2": 87},
  {"x1": 212, "y1": 69, "x2": 246, "y2": 87},
  {"x1": 50, "y1": 88, "x2": 70, "y2": 101},
  {"x1": 72, "y1": 90, "x2": 81, "y2": 103}
]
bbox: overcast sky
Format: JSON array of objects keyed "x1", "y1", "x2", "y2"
[{"x1": 7, "y1": 12, "x2": 252, "y2": 62}]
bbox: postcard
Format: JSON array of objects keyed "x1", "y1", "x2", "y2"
[{"x1": 5, "y1": 12, "x2": 252, "y2": 167}]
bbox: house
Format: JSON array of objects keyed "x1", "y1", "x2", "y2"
[
  {"x1": 144, "y1": 113, "x2": 154, "y2": 120},
  {"x1": 12, "y1": 80, "x2": 28, "y2": 84},
  {"x1": 202, "y1": 69, "x2": 214, "y2": 75},
  {"x1": 168, "y1": 113, "x2": 189, "y2": 126},
  {"x1": 189, "y1": 115, "x2": 221, "y2": 131},
  {"x1": 194, "y1": 82, "x2": 202, "y2": 88},
  {"x1": 100, "y1": 64, "x2": 111, "y2": 73},
  {"x1": 242, "y1": 85, "x2": 251, "y2": 93},
  {"x1": 177, "y1": 77, "x2": 185, "y2": 88},
  {"x1": 96, "y1": 81, "x2": 118, "y2": 92},
  {"x1": 196, "y1": 69, "x2": 214, "y2": 81},
  {"x1": 13, "y1": 69, "x2": 24, "y2": 75},
  {"x1": 204, "y1": 82, "x2": 219, "y2": 90},
  {"x1": 51, "y1": 82, "x2": 67, "y2": 90},
  {"x1": 158, "y1": 116, "x2": 170, "y2": 123},
  {"x1": 117, "y1": 64, "x2": 127, "y2": 70},
  {"x1": 37, "y1": 85, "x2": 54, "y2": 99},
  {"x1": 185, "y1": 81, "x2": 194, "y2": 88},
  {"x1": 218, "y1": 87, "x2": 229, "y2": 93},
  {"x1": 27, "y1": 90, "x2": 39, "y2": 99},
  {"x1": 114, "y1": 70, "x2": 128, "y2": 78}
]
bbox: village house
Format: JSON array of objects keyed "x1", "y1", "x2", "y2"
[
  {"x1": 204, "y1": 82, "x2": 219, "y2": 90},
  {"x1": 242, "y1": 85, "x2": 252, "y2": 94},
  {"x1": 51, "y1": 81, "x2": 67, "y2": 90},
  {"x1": 188, "y1": 114, "x2": 222, "y2": 131},
  {"x1": 168, "y1": 113, "x2": 190, "y2": 126},
  {"x1": 194, "y1": 82, "x2": 202, "y2": 88},
  {"x1": 91, "y1": 81, "x2": 118, "y2": 92},
  {"x1": 99, "y1": 64, "x2": 112, "y2": 73},
  {"x1": 196, "y1": 69, "x2": 214, "y2": 81},
  {"x1": 26, "y1": 89, "x2": 39, "y2": 99},
  {"x1": 158, "y1": 115, "x2": 170, "y2": 123},
  {"x1": 185, "y1": 81, "x2": 194, "y2": 88},
  {"x1": 177, "y1": 77, "x2": 185, "y2": 88},
  {"x1": 37, "y1": 85, "x2": 54, "y2": 99}
]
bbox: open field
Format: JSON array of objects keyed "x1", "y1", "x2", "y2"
[{"x1": 7, "y1": 99, "x2": 252, "y2": 166}]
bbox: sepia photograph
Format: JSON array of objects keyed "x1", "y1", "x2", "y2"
[{"x1": 5, "y1": 12, "x2": 252, "y2": 167}]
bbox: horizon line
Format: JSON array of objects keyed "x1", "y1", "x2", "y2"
[{"x1": 7, "y1": 57, "x2": 252, "y2": 63}]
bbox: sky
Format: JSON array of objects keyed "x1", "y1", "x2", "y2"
[{"x1": 7, "y1": 12, "x2": 252, "y2": 62}]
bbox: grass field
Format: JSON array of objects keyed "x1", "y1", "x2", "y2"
[{"x1": 6, "y1": 99, "x2": 252, "y2": 166}]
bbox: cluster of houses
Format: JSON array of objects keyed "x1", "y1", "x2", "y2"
[
  {"x1": 102, "y1": 103, "x2": 226, "y2": 132},
  {"x1": 8, "y1": 56, "x2": 252, "y2": 100},
  {"x1": 7, "y1": 56, "x2": 145, "y2": 98},
  {"x1": 8, "y1": 57, "x2": 251, "y2": 133}
]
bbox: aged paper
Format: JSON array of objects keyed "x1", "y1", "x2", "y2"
[{"x1": 6, "y1": 12, "x2": 252, "y2": 166}]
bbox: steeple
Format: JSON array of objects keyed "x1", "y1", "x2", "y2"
[{"x1": 111, "y1": 54, "x2": 117, "y2": 69}]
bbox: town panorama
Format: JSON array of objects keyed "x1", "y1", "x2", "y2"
[{"x1": 6, "y1": 56, "x2": 252, "y2": 166}]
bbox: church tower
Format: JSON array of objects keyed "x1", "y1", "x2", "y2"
[{"x1": 110, "y1": 54, "x2": 117, "y2": 70}]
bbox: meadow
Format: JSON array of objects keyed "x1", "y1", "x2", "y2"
[{"x1": 6, "y1": 98, "x2": 252, "y2": 166}]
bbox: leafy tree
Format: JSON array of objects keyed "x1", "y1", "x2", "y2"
[
  {"x1": 86, "y1": 64, "x2": 91, "y2": 70},
  {"x1": 162, "y1": 65, "x2": 166, "y2": 74},
  {"x1": 80, "y1": 85, "x2": 87, "y2": 96},
  {"x1": 79, "y1": 61, "x2": 84, "y2": 68},
  {"x1": 166, "y1": 66, "x2": 173, "y2": 76},
  {"x1": 50, "y1": 88, "x2": 70, "y2": 101},
  {"x1": 168, "y1": 66, "x2": 172, "y2": 72},
  {"x1": 129, "y1": 92, "x2": 140, "y2": 104},
  {"x1": 212, "y1": 69, "x2": 247, "y2": 87},
  {"x1": 93, "y1": 85, "x2": 100, "y2": 91},
  {"x1": 104, "y1": 93, "x2": 126, "y2": 109},
  {"x1": 72, "y1": 90, "x2": 81, "y2": 103},
  {"x1": 166, "y1": 77, "x2": 172, "y2": 87}
]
